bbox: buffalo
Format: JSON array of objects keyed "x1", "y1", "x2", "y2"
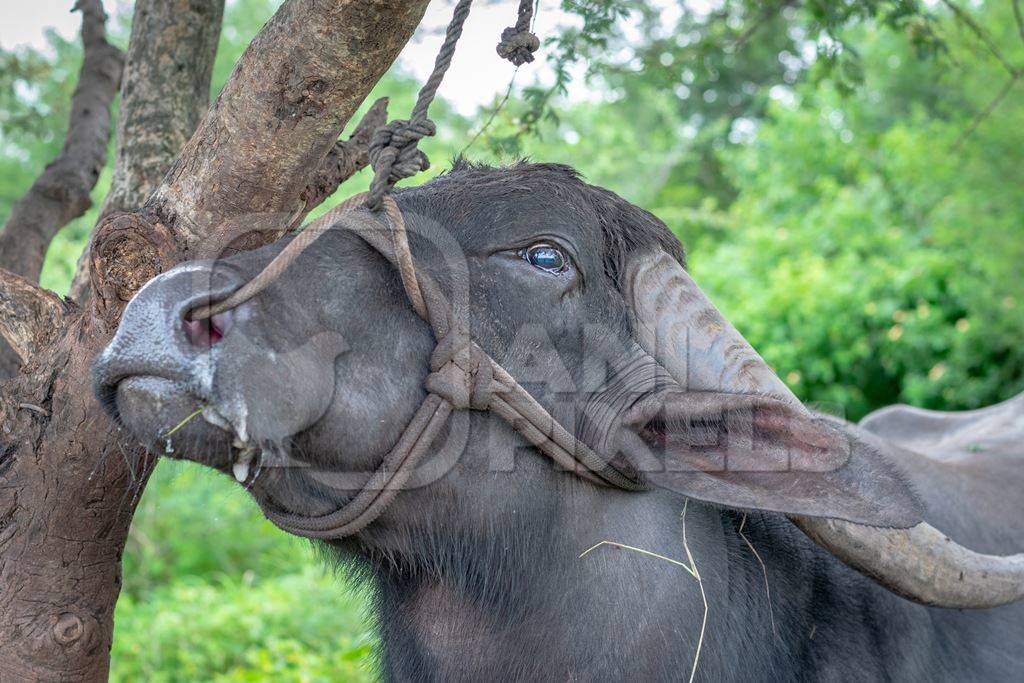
[{"x1": 93, "y1": 162, "x2": 1024, "y2": 681}]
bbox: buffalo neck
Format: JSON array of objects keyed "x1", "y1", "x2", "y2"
[{"x1": 358, "y1": 480, "x2": 942, "y2": 681}]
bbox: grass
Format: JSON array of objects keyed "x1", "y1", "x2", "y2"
[
  {"x1": 112, "y1": 567, "x2": 378, "y2": 682},
  {"x1": 737, "y1": 514, "x2": 777, "y2": 639}
]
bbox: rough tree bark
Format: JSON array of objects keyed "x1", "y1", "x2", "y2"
[
  {"x1": 300, "y1": 95, "x2": 389, "y2": 217},
  {"x1": 0, "y1": 270, "x2": 69, "y2": 365},
  {"x1": 0, "y1": 0, "x2": 122, "y2": 379},
  {"x1": 101, "y1": 0, "x2": 226, "y2": 217},
  {"x1": 67, "y1": 0, "x2": 227, "y2": 304},
  {"x1": 212, "y1": 96, "x2": 391, "y2": 259},
  {"x1": 0, "y1": 1, "x2": 429, "y2": 680}
]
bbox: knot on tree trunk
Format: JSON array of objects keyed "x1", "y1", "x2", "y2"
[
  {"x1": 0, "y1": 607, "x2": 102, "y2": 682},
  {"x1": 89, "y1": 211, "x2": 179, "y2": 328},
  {"x1": 53, "y1": 612, "x2": 85, "y2": 645}
]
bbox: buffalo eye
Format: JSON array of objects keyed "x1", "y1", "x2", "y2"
[{"x1": 522, "y1": 243, "x2": 568, "y2": 275}]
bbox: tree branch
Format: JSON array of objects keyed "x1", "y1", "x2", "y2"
[
  {"x1": 0, "y1": 0, "x2": 123, "y2": 283},
  {"x1": 1013, "y1": 0, "x2": 1024, "y2": 46},
  {"x1": 208, "y1": 96, "x2": 390, "y2": 256},
  {"x1": 299, "y1": 97, "x2": 389, "y2": 215},
  {"x1": 952, "y1": 74, "x2": 1019, "y2": 150},
  {"x1": 729, "y1": 2, "x2": 792, "y2": 53},
  {"x1": 68, "y1": 0, "x2": 226, "y2": 303},
  {"x1": 99, "y1": 0, "x2": 226, "y2": 217},
  {"x1": 90, "y1": 0, "x2": 430, "y2": 318},
  {"x1": 0, "y1": 269, "x2": 67, "y2": 363},
  {"x1": 184, "y1": 98, "x2": 390, "y2": 260},
  {"x1": 144, "y1": 0, "x2": 431, "y2": 256},
  {"x1": 940, "y1": 0, "x2": 1023, "y2": 150},
  {"x1": 941, "y1": 0, "x2": 1021, "y2": 78}
]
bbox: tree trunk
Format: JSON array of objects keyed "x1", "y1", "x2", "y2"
[
  {"x1": 0, "y1": 270, "x2": 69, "y2": 364},
  {"x1": 0, "y1": 1, "x2": 429, "y2": 680},
  {"x1": 101, "y1": 0, "x2": 226, "y2": 218}
]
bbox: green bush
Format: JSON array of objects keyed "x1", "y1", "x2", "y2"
[
  {"x1": 120, "y1": 461, "x2": 311, "y2": 596},
  {"x1": 112, "y1": 564, "x2": 376, "y2": 682},
  {"x1": 653, "y1": 21, "x2": 1024, "y2": 420},
  {"x1": 113, "y1": 461, "x2": 378, "y2": 682}
]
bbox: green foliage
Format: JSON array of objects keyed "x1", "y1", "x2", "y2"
[
  {"x1": 113, "y1": 562, "x2": 376, "y2": 682},
  {"x1": 120, "y1": 461, "x2": 308, "y2": 595},
  {"x1": 681, "y1": 8, "x2": 1024, "y2": 419},
  {"x1": 113, "y1": 461, "x2": 377, "y2": 682}
]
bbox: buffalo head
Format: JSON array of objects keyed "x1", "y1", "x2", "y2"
[{"x1": 92, "y1": 162, "x2": 1024, "y2": 609}]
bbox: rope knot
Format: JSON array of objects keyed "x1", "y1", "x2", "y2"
[
  {"x1": 496, "y1": 26, "x2": 540, "y2": 66},
  {"x1": 425, "y1": 329, "x2": 494, "y2": 410},
  {"x1": 367, "y1": 118, "x2": 437, "y2": 210}
]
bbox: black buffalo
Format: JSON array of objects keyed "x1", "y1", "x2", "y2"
[{"x1": 93, "y1": 162, "x2": 1024, "y2": 681}]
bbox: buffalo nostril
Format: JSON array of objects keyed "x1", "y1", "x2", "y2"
[
  {"x1": 183, "y1": 308, "x2": 234, "y2": 347},
  {"x1": 210, "y1": 310, "x2": 234, "y2": 339}
]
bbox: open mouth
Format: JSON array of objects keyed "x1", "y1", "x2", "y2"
[{"x1": 196, "y1": 402, "x2": 261, "y2": 483}]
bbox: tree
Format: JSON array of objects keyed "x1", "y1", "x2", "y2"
[{"x1": 0, "y1": 0, "x2": 429, "y2": 678}]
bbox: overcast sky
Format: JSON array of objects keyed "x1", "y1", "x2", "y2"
[{"x1": 0, "y1": 0, "x2": 592, "y2": 115}]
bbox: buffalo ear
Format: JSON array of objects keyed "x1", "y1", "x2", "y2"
[{"x1": 619, "y1": 390, "x2": 923, "y2": 528}]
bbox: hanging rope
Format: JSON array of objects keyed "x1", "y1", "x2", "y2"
[
  {"x1": 199, "y1": 0, "x2": 543, "y2": 317},
  {"x1": 366, "y1": 0, "x2": 473, "y2": 211},
  {"x1": 188, "y1": 2, "x2": 630, "y2": 543},
  {"x1": 496, "y1": 0, "x2": 540, "y2": 66},
  {"x1": 366, "y1": 0, "x2": 540, "y2": 211}
]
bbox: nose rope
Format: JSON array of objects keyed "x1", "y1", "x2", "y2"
[
  {"x1": 184, "y1": 0, "x2": 639, "y2": 540},
  {"x1": 235, "y1": 194, "x2": 644, "y2": 540},
  {"x1": 189, "y1": 193, "x2": 424, "y2": 321}
]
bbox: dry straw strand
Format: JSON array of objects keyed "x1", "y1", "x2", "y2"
[
  {"x1": 164, "y1": 407, "x2": 203, "y2": 437},
  {"x1": 577, "y1": 499, "x2": 708, "y2": 683},
  {"x1": 681, "y1": 499, "x2": 708, "y2": 683},
  {"x1": 738, "y1": 513, "x2": 777, "y2": 639}
]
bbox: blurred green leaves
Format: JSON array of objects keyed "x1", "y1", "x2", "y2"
[
  {"x1": 113, "y1": 461, "x2": 378, "y2": 683},
  {"x1": 682, "y1": 5, "x2": 1024, "y2": 418}
]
